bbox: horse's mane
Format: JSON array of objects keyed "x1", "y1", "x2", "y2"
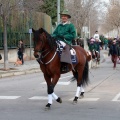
[{"x1": 40, "y1": 28, "x2": 56, "y2": 50}]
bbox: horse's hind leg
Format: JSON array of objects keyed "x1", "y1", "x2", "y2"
[
  {"x1": 73, "y1": 68, "x2": 84, "y2": 104},
  {"x1": 79, "y1": 85, "x2": 84, "y2": 99}
]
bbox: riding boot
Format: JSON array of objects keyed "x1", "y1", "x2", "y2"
[{"x1": 61, "y1": 63, "x2": 69, "y2": 72}]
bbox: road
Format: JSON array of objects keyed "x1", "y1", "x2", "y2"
[{"x1": 0, "y1": 54, "x2": 120, "y2": 120}]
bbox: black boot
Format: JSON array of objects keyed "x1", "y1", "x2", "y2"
[{"x1": 61, "y1": 63, "x2": 69, "y2": 72}]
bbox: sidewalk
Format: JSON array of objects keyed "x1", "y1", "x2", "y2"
[
  {"x1": 0, "y1": 50, "x2": 107, "y2": 78},
  {"x1": 0, "y1": 60, "x2": 40, "y2": 78}
]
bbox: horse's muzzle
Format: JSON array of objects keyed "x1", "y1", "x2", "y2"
[{"x1": 34, "y1": 54, "x2": 39, "y2": 58}]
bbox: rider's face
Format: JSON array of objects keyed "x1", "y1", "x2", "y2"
[{"x1": 61, "y1": 15, "x2": 69, "y2": 23}]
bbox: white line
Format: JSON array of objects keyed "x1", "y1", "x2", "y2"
[
  {"x1": 41, "y1": 81, "x2": 71, "y2": 85},
  {"x1": 29, "y1": 96, "x2": 48, "y2": 100},
  {"x1": 0, "y1": 96, "x2": 21, "y2": 99},
  {"x1": 59, "y1": 75, "x2": 73, "y2": 80},
  {"x1": 41, "y1": 75, "x2": 73, "y2": 85},
  {"x1": 112, "y1": 93, "x2": 120, "y2": 101},
  {"x1": 69, "y1": 98, "x2": 99, "y2": 101}
]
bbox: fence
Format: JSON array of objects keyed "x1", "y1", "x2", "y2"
[{"x1": 0, "y1": 11, "x2": 52, "y2": 49}]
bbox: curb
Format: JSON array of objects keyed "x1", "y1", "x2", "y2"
[{"x1": 0, "y1": 69, "x2": 41, "y2": 78}]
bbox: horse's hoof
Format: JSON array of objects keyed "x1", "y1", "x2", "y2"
[
  {"x1": 79, "y1": 95, "x2": 84, "y2": 99},
  {"x1": 45, "y1": 103, "x2": 51, "y2": 111},
  {"x1": 56, "y1": 97, "x2": 62, "y2": 103},
  {"x1": 72, "y1": 96, "x2": 78, "y2": 104},
  {"x1": 72, "y1": 100, "x2": 77, "y2": 105}
]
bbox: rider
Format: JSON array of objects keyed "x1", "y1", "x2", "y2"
[
  {"x1": 51, "y1": 9, "x2": 76, "y2": 72},
  {"x1": 93, "y1": 31, "x2": 100, "y2": 41},
  {"x1": 95, "y1": 39, "x2": 101, "y2": 63},
  {"x1": 89, "y1": 38, "x2": 97, "y2": 59}
]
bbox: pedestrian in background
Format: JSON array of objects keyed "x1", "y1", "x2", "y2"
[
  {"x1": 18, "y1": 40, "x2": 25, "y2": 65},
  {"x1": 108, "y1": 40, "x2": 120, "y2": 69},
  {"x1": 104, "y1": 38, "x2": 108, "y2": 50}
]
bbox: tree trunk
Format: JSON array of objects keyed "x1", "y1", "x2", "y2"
[{"x1": 3, "y1": 16, "x2": 9, "y2": 70}]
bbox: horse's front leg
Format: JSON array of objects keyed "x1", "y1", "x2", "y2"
[
  {"x1": 51, "y1": 74, "x2": 62, "y2": 104},
  {"x1": 44, "y1": 74, "x2": 62, "y2": 110}
]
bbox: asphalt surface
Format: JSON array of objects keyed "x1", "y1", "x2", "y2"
[{"x1": 0, "y1": 50, "x2": 120, "y2": 120}]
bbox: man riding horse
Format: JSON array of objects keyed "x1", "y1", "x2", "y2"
[
  {"x1": 51, "y1": 9, "x2": 76, "y2": 72},
  {"x1": 32, "y1": 10, "x2": 89, "y2": 110}
]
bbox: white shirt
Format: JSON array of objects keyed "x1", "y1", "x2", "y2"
[{"x1": 93, "y1": 33, "x2": 100, "y2": 39}]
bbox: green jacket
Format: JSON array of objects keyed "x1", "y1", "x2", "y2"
[
  {"x1": 52, "y1": 22, "x2": 76, "y2": 45},
  {"x1": 89, "y1": 43, "x2": 97, "y2": 51}
]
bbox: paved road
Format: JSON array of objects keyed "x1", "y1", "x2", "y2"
[{"x1": 0, "y1": 52, "x2": 120, "y2": 120}]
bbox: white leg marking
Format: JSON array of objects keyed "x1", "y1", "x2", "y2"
[
  {"x1": 80, "y1": 85, "x2": 85, "y2": 92},
  {"x1": 52, "y1": 92, "x2": 58, "y2": 100},
  {"x1": 48, "y1": 94, "x2": 52, "y2": 104},
  {"x1": 75, "y1": 87, "x2": 80, "y2": 97}
]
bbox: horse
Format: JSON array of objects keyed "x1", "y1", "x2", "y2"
[
  {"x1": 91, "y1": 50, "x2": 100, "y2": 67},
  {"x1": 76, "y1": 38, "x2": 84, "y2": 48},
  {"x1": 32, "y1": 28, "x2": 89, "y2": 110}
]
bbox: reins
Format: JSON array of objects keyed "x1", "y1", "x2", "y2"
[{"x1": 34, "y1": 30, "x2": 57, "y2": 65}]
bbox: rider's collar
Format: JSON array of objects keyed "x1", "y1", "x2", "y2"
[{"x1": 61, "y1": 21, "x2": 71, "y2": 25}]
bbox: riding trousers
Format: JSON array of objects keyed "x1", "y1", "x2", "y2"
[{"x1": 111, "y1": 55, "x2": 118, "y2": 68}]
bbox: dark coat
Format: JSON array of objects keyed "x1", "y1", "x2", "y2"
[{"x1": 109, "y1": 44, "x2": 119, "y2": 56}]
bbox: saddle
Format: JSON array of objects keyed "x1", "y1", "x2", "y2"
[{"x1": 56, "y1": 41, "x2": 77, "y2": 72}]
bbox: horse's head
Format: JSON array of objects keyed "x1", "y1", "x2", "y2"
[{"x1": 32, "y1": 28, "x2": 47, "y2": 58}]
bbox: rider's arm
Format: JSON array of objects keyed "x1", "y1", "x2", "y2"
[
  {"x1": 63, "y1": 24, "x2": 76, "y2": 44},
  {"x1": 51, "y1": 25, "x2": 59, "y2": 38}
]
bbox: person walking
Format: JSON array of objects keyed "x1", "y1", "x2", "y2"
[
  {"x1": 108, "y1": 40, "x2": 119, "y2": 69},
  {"x1": 18, "y1": 40, "x2": 25, "y2": 65},
  {"x1": 104, "y1": 38, "x2": 108, "y2": 50}
]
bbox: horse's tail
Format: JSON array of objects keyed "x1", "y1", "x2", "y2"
[
  {"x1": 81, "y1": 60, "x2": 89, "y2": 86},
  {"x1": 71, "y1": 60, "x2": 89, "y2": 86}
]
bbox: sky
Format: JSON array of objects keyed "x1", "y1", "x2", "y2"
[{"x1": 101, "y1": 0, "x2": 109, "y2": 3}]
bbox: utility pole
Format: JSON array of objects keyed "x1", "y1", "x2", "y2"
[{"x1": 57, "y1": 0, "x2": 60, "y2": 25}]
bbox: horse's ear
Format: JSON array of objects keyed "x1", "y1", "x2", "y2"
[
  {"x1": 32, "y1": 28, "x2": 35, "y2": 33},
  {"x1": 39, "y1": 28, "x2": 44, "y2": 33}
]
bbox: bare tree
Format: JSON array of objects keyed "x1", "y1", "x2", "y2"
[
  {"x1": 64, "y1": 0, "x2": 100, "y2": 37},
  {"x1": 0, "y1": 0, "x2": 43, "y2": 70},
  {"x1": 101, "y1": 0, "x2": 120, "y2": 37},
  {"x1": 0, "y1": 0, "x2": 21, "y2": 70}
]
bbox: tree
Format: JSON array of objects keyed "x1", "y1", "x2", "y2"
[
  {"x1": 101, "y1": 0, "x2": 120, "y2": 37},
  {"x1": 39, "y1": 0, "x2": 64, "y2": 25},
  {"x1": 0, "y1": 0, "x2": 21, "y2": 70},
  {"x1": 65, "y1": 0, "x2": 100, "y2": 37},
  {"x1": 0, "y1": 0, "x2": 43, "y2": 70}
]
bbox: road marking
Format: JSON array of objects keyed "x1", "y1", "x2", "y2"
[
  {"x1": 59, "y1": 75, "x2": 73, "y2": 80},
  {"x1": 69, "y1": 98, "x2": 99, "y2": 101},
  {"x1": 41, "y1": 81, "x2": 71, "y2": 85},
  {"x1": 0, "y1": 96, "x2": 21, "y2": 99},
  {"x1": 29, "y1": 96, "x2": 48, "y2": 100},
  {"x1": 112, "y1": 93, "x2": 120, "y2": 101},
  {"x1": 41, "y1": 75, "x2": 73, "y2": 85}
]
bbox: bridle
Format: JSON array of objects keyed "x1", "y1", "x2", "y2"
[
  {"x1": 33, "y1": 32, "x2": 57, "y2": 65},
  {"x1": 33, "y1": 33, "x2": 45, "y2": 53}
]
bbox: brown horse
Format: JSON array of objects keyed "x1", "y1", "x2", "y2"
[{"x1": 32, "y1": 28, "x2": 89, "y2": 110}]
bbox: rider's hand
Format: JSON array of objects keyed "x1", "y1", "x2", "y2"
[{"x1": 58, "y1": 35, "x2": 64, "y2": 39}]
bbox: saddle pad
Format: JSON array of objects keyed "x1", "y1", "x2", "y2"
[
  {"x1": 70, "y1": 48, "x2": 76, "y2": 55},
  {"x1": 71, "y1": 55, "x2": 78, "y2": 64}
]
